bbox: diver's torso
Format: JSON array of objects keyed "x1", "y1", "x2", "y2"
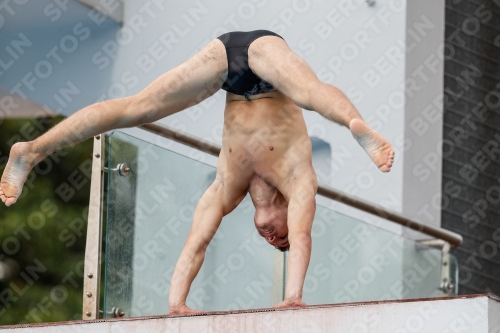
[{"x1": 220, "y1": 90, "x2": 312, "y2": 185}]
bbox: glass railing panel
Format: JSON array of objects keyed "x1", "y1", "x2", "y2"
[
  {"x1": 103, "y1": 134, "x2": 138, "y2": 318},
  {"x1": 303, "y1": 205, "x2": 457, "y2": 304},
  {"x1": 103, "y1": 131, "x2": 275, "y2": 317},
  {"x1": 103, "y1": 130, "x2": 458, "y2": 317}
]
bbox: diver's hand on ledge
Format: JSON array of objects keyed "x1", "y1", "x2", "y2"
[
  {"x1": 272, "y1": 298, "x2": 307, "y2": 309},
  {"x1": 169, "y1": 305, "x2": 204, "y2": 315}
]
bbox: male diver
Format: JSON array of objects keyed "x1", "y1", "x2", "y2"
[{"x1": 0, "y1": 30, "x2": 394, "y2": 313}]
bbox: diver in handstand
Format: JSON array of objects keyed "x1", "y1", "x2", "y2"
[{"x1": 0, "y1": 30, "x2": 394, "y2": 313}]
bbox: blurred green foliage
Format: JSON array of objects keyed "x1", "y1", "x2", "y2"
[{"x1": 0, "y1": 117, "x2": 92, "y2": 325}]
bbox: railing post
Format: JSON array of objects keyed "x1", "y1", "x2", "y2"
[
  {"x1": 416, "y1": 239, "x2": 456, "y2": 296},
  {"x1": 82, "y1": 135, "x2": 105, "y2": 319}
]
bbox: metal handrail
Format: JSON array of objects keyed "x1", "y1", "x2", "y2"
[{"x1": 139, "y1": 122, "x2": 463, "y2": 247}]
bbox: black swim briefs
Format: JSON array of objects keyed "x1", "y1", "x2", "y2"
[{"x1": 217, "y1": 30, "x2": 284, "y2": 99}]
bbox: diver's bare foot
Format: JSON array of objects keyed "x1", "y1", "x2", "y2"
[
  {"x1": 349, "y1": 119, "x2": 395, "y2": 173},
  {"x1": 0, "y1": 142, "x2": 38, "y2": 207}
]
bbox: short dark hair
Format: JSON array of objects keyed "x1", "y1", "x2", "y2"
[{"x1": 275, "y1": 245, "x2": 290, "y2": 252}]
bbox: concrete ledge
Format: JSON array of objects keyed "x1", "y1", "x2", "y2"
[{"x1": 1, "y1": 294, "x2": 499, "y2": 332}]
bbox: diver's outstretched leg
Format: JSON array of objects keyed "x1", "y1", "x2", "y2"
[
  {"x1": 248, "y1": 36, "x2": 394, "y2": 173},
  {"x1": 1, "y1": 39, "x2": 228, "y2": 206}
]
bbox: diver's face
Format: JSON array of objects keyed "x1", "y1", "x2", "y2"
[{"x1": 254, "y1": 206, "x2": 289, "y2": 248}]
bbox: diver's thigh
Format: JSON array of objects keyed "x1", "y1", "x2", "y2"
[
  {"x1": 248, "y1": 36, "x2": 318, "y2": 104},
  {"x1": 134, "y1": 39, "x2": 228, "y2": 120}
]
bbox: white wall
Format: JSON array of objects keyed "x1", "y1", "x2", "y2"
[
  {"x1": 108, "y1": 0, "x2": 409, "y2": 235},
  {"x1": 99, "y1": 0, "x2": 444, "y2": 235},
  {"x1": 403, "y1": 0, "x2": 446, "y2": 231}
]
